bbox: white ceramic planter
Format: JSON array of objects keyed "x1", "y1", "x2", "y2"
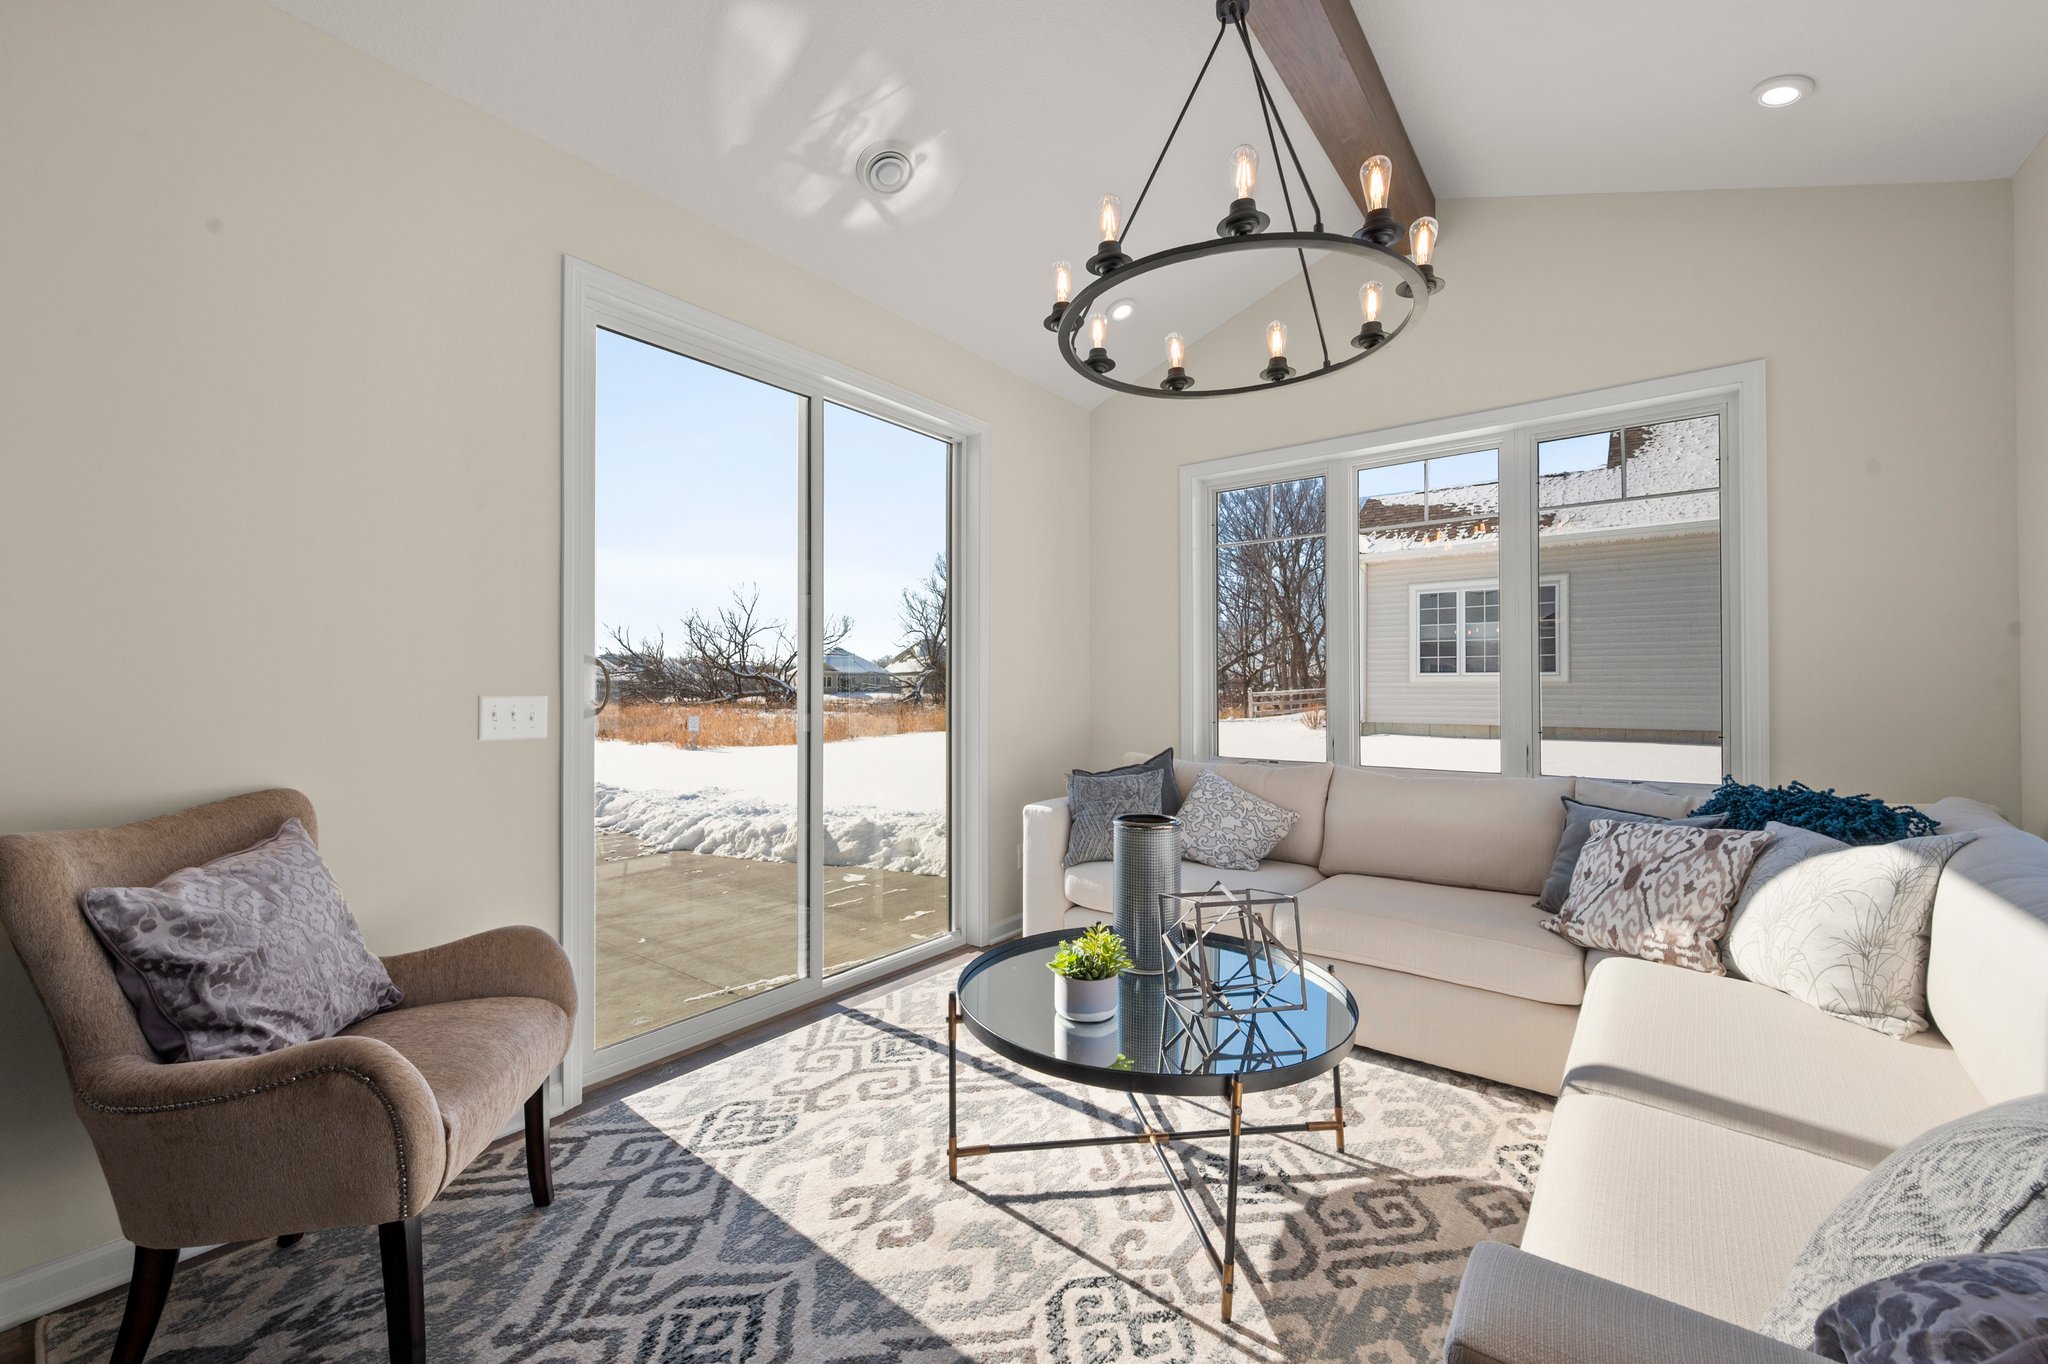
[{"x1": 1053, "y1": 972, "x2": 1118, "y2": 1023}]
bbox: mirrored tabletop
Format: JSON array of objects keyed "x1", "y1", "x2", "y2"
[{"x1": 955, "y1": 930, "x2": 1359, "y2": 1098}]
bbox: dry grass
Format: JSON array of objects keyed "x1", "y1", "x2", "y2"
[{"x1": 599, "y1": 700, "x2": 947, "y2": 749}]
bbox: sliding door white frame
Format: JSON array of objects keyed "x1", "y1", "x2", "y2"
[
  {"x1": 1180, "y1": 361, "x2": 1768, "y2": 783},
  {"x1": 559, "y1": 257, "x2": 990, "y2": 1106}
]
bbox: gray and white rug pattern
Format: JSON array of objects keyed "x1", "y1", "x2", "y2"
[{"x1": 41, "y1": 970, "x2": 1549, "y2": 1362}]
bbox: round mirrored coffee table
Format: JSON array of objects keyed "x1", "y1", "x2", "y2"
[{"x1": 947, "y1": 930, "x2": 1360, "y2": 1321}]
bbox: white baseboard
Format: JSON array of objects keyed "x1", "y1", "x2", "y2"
[
  {"x1": 0, "y1": 1238, "x2": 131, "y2": 1333},
  {"x1": 980, "y1": 913, "x2": 1021, "y2": 945}
]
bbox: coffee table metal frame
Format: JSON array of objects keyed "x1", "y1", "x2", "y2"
[{"x1": 946, "y1": 931, "x2": 1359, "y2": 1322}]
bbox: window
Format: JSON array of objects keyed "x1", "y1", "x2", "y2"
[
  {"x1": 1413, "y1": 579, "x2": 1564, "y2": 677},
  {"x1": 1181, "y1": 363, "x2": 1766, "y2": 785},
  {"x1": 1213, "y1": 477, "x2": 1327, "y2": 761}
]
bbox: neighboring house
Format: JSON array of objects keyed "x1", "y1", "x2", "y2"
[
  {"x1": 1360, "y1": 418, "x2": 1722, "y2": 745},
  {"x1": 823, "y1": 648, "x2": 900, "y2": 694}
]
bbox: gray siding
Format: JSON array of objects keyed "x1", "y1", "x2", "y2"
[{"x1": 1361, "y1": 531, "x2": 1721, "y2": 737}]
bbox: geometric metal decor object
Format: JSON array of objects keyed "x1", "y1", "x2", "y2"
[{"x1": 1159, "y1": 883, "x2": 1308, "y2": 1021}]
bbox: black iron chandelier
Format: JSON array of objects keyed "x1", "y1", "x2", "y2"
[{"x1": 1042, "y1": 0, "x2": 1443, "y2": 399}]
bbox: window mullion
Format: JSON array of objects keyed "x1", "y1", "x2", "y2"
[{"x1": 1497, "y1": 427, "x2": 1539, "y2": 778}]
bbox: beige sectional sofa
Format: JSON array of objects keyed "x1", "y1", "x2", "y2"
[{"x1": 1021, "y1": 756, "x2": 2048, "y2": 1360}]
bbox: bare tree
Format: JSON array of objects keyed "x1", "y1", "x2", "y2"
[
  {"x1": 896, "y1": 554, "x2": 948, "y2": 704},
  {"x1": 1213, "y1": 479, "x2": 1326, "y2": 715},
  {"x1": 602, "y1": 584, "x2": 850, "y2": 706}
]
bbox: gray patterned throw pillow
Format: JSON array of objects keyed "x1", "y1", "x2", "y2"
[
  {"x1": 1762, "y1": 1095, "x2": 2048, "y2": 1347},
  {"x1": 1810, "y1": 1250, "x2": 2048, "y2": 1364},
  {"x1": 1175, "y1": 768, "x2": 1298, "y2": 871},
  {"x1": 1542, "y1": 820, "x2": 1772, "y2": 974},
  {"x1": 1063, "y1": 771, "x2": 1165, "y2": 867},
  {"x1": 79, "y1": 819, "x2": 402, "y2": 1061},
  {"x1": 1723, "y1": 825, "x2": 1977, "y2": 1037}
]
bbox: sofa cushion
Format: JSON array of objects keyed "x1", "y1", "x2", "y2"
[
  {"x1": 1061, "y1": 858, "x2": 1325, "y2": 915},
  {"x1": 1522, "y1": 1090, "x2": 1868, "y2": 1328},
  {"x1": 1761, "y1": 1095, "x2": 2048, "y2": 1346},
  {"x1": 343, "y1": 995, "x2": 570, "y2": 1189},
  {"x1": 1320, "y1": 767, "x2": 1574, "y2": 895},
  {"x1": 1536, "y1": 797, "x2": 1727, "y2": 912},
  {"x1": 1297, "y1": 874, "x2": 1587, "y2": 1006},
  {"x1": 1062, "y1": 771, "x2": 1165, "y2": 867},
  {"x1": 1564, "y1": 958, "x2": 1987, "y2": 1169},
  {"x1": 1169, "y1": 758, "x2": 1333, "y2": 867},
  {"x1": 1572, "y1": 777, "x2": 1708, "y2": 819},
  {"x1": 1927, "y1": 826, "x2": 2048, "y2": 1104}
]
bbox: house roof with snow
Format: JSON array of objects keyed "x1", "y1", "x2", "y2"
[
  {"x1": 1359, "y1": 417, "x2": 1720, "y2": 561},
  {"x1": 823, "y1": 648, "x2": 890, "y2": 675}
]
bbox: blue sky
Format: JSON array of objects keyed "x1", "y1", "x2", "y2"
[{"x1": 595, "y1": 329, "x2": 948, "y2": 665}]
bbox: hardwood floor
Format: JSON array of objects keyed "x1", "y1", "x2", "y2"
[{"x1": 0, "y1": 944, "x2": 980, "y2": 1362}]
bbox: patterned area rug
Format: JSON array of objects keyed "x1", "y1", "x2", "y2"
[{"x1": 40, "y1": 969, "x2": 1549, "y2": 1363}]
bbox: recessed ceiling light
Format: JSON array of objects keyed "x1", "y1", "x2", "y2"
[
  {"x1": 1752, "y1": 75, "x2": 1815, "y2": 108},
  {"x1": 1107, "y1": 298, "x2": 1138, "y2": 321},
  {"x1": 856, "y1": 143, "x2": 914, "y2": 194}
]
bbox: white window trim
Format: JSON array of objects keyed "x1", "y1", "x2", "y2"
[
  {"x1": 559, "y1": 257, "x2": 991, "y2": 1106},
  {"x1": 1179, "y1": 361, "x2": 1767, "y2": 781},
  {"x1": 1407, "y1": 576, "x2": 1568, "y2": 682}
]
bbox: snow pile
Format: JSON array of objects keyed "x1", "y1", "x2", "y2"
[{"x1": 594, "y1": 732, "x2": 948, "y2": 876}]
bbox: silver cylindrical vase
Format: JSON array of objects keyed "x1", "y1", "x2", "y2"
[{"x1": 1112, "y1": 813, "x2": 1180, "y2": 975}]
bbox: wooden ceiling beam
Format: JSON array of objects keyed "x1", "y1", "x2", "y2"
[{"x1": 1246, "y1": 0, "x2": 1435, "y2": 236}]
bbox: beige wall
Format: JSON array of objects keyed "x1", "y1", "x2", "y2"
[
  {"x1": 0, "y1": 0, "x2": 1090, "y2": 1283},
  {"x1": 1089, "y1": 184, "x2": 2021, "y2": 810},
  {"x1": 2019, "y1": 134, "x2": 2048, "y2": 836}
]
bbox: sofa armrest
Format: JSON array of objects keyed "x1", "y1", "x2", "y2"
[
  {"x1": 1022, "y1": 797, "x2": 1072, "y2": 939},
  {"x1": 382, "y1": 924, "x2": 577, "y2": 1021},
  {"x1": 71, "y1": 1036, "x2": 446, "y2": 1246},
  {"x1": 1445, "y1": 1243, "x2": 1820, "y2": 1364}
]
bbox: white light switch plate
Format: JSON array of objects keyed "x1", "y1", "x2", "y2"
[{"x1": 479, "y1": 695, "x2": 548, "y2": 741}]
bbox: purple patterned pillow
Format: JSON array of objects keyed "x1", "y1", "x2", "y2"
[{"x1": 79, "y1": 819, "x2": 401, "y2": 1061}]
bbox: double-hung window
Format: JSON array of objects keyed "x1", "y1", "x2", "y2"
[{"x1": 1183, "y1": 364, "x2": 1766, "y2": 784}]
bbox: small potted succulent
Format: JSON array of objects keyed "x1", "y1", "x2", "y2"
[{"x1": 1047, "y1": 924, "x2": 1133, "y2": 1023}]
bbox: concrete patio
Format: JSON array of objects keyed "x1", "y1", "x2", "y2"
[{"x1": 595, "y1": 832, "x2": 950, "y2": 1048}]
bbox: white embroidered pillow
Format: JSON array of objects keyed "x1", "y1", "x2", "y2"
[
  {"x1": 1544, "y1": 820, "x2": 1773, "y2": 974},
  {"x1": 1725, "y1": 826, "x2": 1977, "y2": 1037},
  {"x1": 1175, "y1": 769, "x2": 1298, "y2": 871}
]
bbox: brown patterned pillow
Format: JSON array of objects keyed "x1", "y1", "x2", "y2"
[{"x1": 1543, "y1": 819, "x2": 1773, "y2": 974}]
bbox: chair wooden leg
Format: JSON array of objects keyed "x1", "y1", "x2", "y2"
[
  {"x1": 109, "y1": 1245, "x2": 177, "y2": 1364},
  {"x1": 524, "y1": 1086, "x2": 554, "y2": 1208},
  {"x1": 377, "y1": 1218, "x2": 424, "y2": 1364},
  {"x1": 275, "y1": 1233, "x2": 303, "y2": 1248}
]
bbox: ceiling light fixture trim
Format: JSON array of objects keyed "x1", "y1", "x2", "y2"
[
  {"x1": 1040, "y1": 0, "x2": 1441, "y2": 399},
  {"x1": 856, "y1": 142, "x2": 915, "y2": 194},
  {"x1": 1751, "y1": 74, "x2": 1815, "y2": 107}
]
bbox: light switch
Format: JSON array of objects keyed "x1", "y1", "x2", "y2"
[{"x1": 480, "y1": 695, "x2": 548, "y2": 741}]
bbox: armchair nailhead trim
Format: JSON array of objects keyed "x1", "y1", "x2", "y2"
[{"x1": 79, "y1": 1063, "x2": 413, "y2": 1218}]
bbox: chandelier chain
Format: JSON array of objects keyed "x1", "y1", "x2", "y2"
[{"x1": 1120, "y1": 23, "x2": 1229, "y2": 252}]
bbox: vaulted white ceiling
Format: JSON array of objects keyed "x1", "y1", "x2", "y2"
[{"x1": 268, "y1": 1, "x2": 2048, "y2": 408}]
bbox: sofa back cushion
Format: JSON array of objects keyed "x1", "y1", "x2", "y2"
[
  {"x1": 1927, "y1": 826, "x2": 2048, "y2": 1103},
  {"x1": 1169, "y1": 758, "x2": 1333, "y2": 867},
  {"x1": 1320, "y1": 767, "x2": 1574, "y2": 895}
]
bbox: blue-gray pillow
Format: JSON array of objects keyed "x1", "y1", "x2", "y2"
[
  {"x1": 78, "y1": 819, "x2": 402, "y2": 1061},
  {"x1": 1811, "y1": 1250, "x2": 2048, "y2": 1364},
  {"x1": 1763, "y1": 1095, "x2": 2048, "y2": 1346},
  {"x1": 1535, "y1": 797, "x2": 1726, "y2": 912},
  {"x1": 1064, "y1": 771, "x2": 1166, "y2": 867},
  {"x1": 1072, "y1": 748, "x2": 1179, "y2": 816}
]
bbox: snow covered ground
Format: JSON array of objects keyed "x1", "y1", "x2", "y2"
[
  {"x1": 595, "y1": 731, "x2": 948, "y2": 876},
  {"x1": 1219, "y1": 714, "x2": 1721, "y2": 783}
]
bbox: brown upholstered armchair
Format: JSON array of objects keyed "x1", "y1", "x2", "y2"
[{"x1": 0, "y1": 789, "x2": 576, "y2": 1364}]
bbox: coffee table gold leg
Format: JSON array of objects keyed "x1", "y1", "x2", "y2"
[
  {"x1": 1332, "y1": 1063, "x2": 1347, "y2": 1154},
  {"x1": 947, "y1": 991, "x2": 960, "y2": 1180},
  {"x1": 1221, "y1": 1078, "x2": 1243, "y2": 1322}
]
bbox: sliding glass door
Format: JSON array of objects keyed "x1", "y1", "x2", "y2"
[{"x1": 572, "y1": 301, "x2": 959, "y2": 1081}]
